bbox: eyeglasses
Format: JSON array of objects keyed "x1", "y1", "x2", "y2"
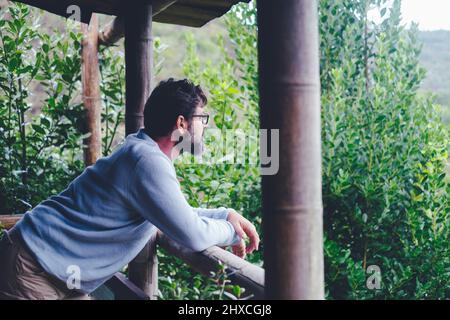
[{"x1": 192, "y1": 114, "x2": 209, "y2": 125}]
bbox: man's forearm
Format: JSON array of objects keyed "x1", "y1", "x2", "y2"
[{"x1": 192, "y1": 207, "x2": 230, "y2": 220}]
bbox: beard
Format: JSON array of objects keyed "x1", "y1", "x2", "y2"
[{"x1": 188, "y1": 126, "x2": 204, "y2": 156}]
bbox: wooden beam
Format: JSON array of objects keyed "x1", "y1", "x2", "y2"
[
  {"x1": 157, "y1": 232, "x2": 265, "y2": 299},
  {"x1": 257, "y1": 0, "x2": 325, "y2": 299},
  {"x1": 160, "y1": 3, "x2": 222, "y2": 21},
  {"x1": 98, "y1": 15, "x2": 124, "y2": 46},
  {"x1": 0, "y1": 214, "x2": 23, "y2": 230},
  {"x1": 123, "y1": 2, "x2": 156, "y2": 297},
  {"x1": 99, "y1": 0, "x2": 177, "y2": 47},
  {"x1": 152, "y1": 13, "x2": 207, "y2": 28},
  {"x1": 81, "y1": 14, "x2": 102, "y2": 166}
]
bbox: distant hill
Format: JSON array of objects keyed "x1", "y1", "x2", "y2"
[{"x1": 418, "y1": 30, "x2": 450, "y2": 124}]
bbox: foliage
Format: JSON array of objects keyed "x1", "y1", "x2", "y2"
[
  {"x1": 0, "y1": 4, "x2": 85, "y2": 214},
  {"x1": 98, "y1": 45, "x2": 125, "y2": 155},
  {"x1": 0, "y1": 4, "x2": 128, "y2": 214},
  {"x1": 319, "y1": 0, "x2": 449, "y2": 299},
  {"x1": 158, "y1": 249, "x2": 248, "y2": 300}
]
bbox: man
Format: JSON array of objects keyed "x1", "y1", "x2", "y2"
[{"x1": 0, "y1": 78, "x2": 260, "y2": 300}]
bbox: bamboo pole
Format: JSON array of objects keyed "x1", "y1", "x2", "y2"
[
  {"x1": 128, "y1": 231, "x2": 159, "y2": 299},
  {"x1": 123, "y1": 4, "x2": 152, "y2": 135},
  {"x1": 81, "y1": 14, "x2": 102, "y2": 166},
  {"x1": 257, "y1": 0, "x2": 325, "y2": 299},
  {"x1": 122, "y1": 2, "x2": 158, "y2": 299}
]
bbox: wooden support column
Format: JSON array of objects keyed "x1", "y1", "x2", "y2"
[
  {"x1": 128, "y1": 230, "x2": 159, "y2": 299},
  {"x1": 123, "y1": 3, "x2": 157, "y2": 299},
  {"x1": 257, "y1": 0, "x2": 325, "y2": 299},
  {"x1": 81, "y1": 14, "x2": 102, "y2": 166},
  {"x1": 124, "y1": 3, "x2": 152, "y2": 135}
]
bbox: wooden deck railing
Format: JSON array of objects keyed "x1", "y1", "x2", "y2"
[{"x1": 0, "y1": 214, "x2": 265, "y2": 300}]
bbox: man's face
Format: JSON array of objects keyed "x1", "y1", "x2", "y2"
[{"x1": 188, "y1": 106, "x2": 208, "y2": 156}]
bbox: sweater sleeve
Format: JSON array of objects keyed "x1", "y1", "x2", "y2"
[
  {"x1": 129, "y1": 153, "x2": 241, "y2": 251},
  {"x1": 192, "y1": 207, "x2": 230, "y2": 220}
]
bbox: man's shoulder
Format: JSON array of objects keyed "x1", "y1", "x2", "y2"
[{"x1": 123, "y1": 135, "x2": 172, "y2": 170}]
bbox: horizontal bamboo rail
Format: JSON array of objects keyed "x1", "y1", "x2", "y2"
[
  {"x1": 0, "y1": 214, "x2": 22, "y2": 230},
  {"x1": 0, "y1": 214, "x2": 265, "y2": 299},
  {"x1": 157, "y1": 232, "x2": 264, "y2": 299}
]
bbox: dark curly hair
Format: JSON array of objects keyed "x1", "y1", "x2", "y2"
[{"x1": 143, "y1": 78, "x2": 207, "y2": 138}]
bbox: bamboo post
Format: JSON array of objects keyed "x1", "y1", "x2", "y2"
[
  {"x1": 123, "y1": 3, "x2": 152, "y2": 135},
  {"x1": 81, "y1": 14, "x2": 102, "y2": 166},
  {"x1": 257, "y1": 0, "x2": 325, "y2": 299},
  {"x1": 128, "y1": 230, "x2": 159, "y2": 299},
  {"x1": 122, "y1": 3, "x2": 158, "y2": 299}
]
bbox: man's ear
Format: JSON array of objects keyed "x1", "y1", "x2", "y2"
[{"x1": 175, "y1": 115, "x2": 188, "y2": 132}]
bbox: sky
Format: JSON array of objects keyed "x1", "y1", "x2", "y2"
[{"x1": 401, "y1": 0, "x2": 450, "y2": 30}]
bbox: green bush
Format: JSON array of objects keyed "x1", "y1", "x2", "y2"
[
  {"x1": 0, "y1": 4, "x2": 127, "y2": 215},
  {"x1": 0, "y1": 5, "x2": 85, "y2": 214},
  {"x1": 320, "y1": 0, "x2": 449, "y2": 299}
]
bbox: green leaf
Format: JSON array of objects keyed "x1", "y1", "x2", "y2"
[{"x1": 32, "y1": 124, "x2": 46, "y2": 135}]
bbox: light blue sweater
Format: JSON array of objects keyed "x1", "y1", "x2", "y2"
[{"x1": 14, "y1": 129, "x2": 240, "y2": 293}]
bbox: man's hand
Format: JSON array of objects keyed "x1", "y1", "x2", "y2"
[
  {"x1": 231, "y1": 239, "x2": 246, "y2": 259},
  {"x1": 227, "y1": 210, "x2": 260, "y2": 256}
]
